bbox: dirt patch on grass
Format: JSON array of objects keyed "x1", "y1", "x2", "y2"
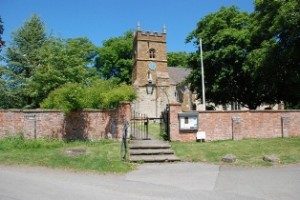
[{"x1": 64, "y1": 147, "x2": 87, "y2": 156}]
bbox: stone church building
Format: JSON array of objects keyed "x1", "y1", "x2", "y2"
[
  {"x1": 131, "y1": 26, "x2": 193, "y2": 118},
  {"x1": 131, "y1": 25, "x2": 284, "y2": 117}
]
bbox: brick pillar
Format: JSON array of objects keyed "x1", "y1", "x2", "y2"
[
  {"x1": 117, "y1": 102, "x2": 131, "y2": 140},
  {"x1": 232, "y1": 116, "x2": 242, "y2": 140},
  {"x1": 169, "y1": 103, "x2": 182, "y2": 141},
  {"x1": 281, "y1": 116, "x2": 290, "y2": 138}
]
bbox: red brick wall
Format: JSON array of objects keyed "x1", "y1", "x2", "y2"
[
  {"x1": 0, "y1": 102, "x2": 131, "y2": 140},
  {"x1": 0, "y1": 110, "x2": 24, "y2": 136},
  {"x1": 169, "y1": 104, "x2": 300, "y2": 142}
]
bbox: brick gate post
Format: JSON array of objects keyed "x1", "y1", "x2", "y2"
[
  {"x1": 117, "y1": 102, "x2": 131, "y2": 140},
  {"x1": 169, "y1": 103, "x2": 182, "y2": 141}
]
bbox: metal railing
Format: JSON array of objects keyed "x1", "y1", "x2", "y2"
[{"x1": 120, "y1": 119, "x2": 129, "y2": 161}]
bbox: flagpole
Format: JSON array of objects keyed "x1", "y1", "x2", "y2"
[{"x1": 200, "y1": 38, "x2": 206, "y2": 110}]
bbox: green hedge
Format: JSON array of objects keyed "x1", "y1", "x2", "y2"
[{"x1": 41, "y1": 79, "x2": 136, "y2": 113}]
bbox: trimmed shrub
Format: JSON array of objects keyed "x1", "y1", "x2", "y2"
[{"x1": 41, "y1": 79, "x2": 136, "y2": 113}]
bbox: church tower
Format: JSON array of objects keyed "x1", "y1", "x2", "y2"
[{"x1": 132, "y1": 24, "x2": 176, "y2": 117}]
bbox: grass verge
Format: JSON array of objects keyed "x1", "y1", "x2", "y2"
[
  {"x1": 134, "y1": 123, "x2": 166, "y2": 140},
  {"x1": 145, "y1": 122, "x2": 168, "y2": 140},
  {"x1": 171, "y1": 137, "x2": 300, "y2": 167},
  {"x1": 147, "y1": 123, "x2": 164, "y2": 139},
  {"x1": 0, "y1": 135, "x2": 134, "y2": 173}
]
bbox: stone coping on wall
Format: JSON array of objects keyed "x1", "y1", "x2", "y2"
[
  {"x1": 0, "y1": 109, "x2": 62, "y2": 113},
  {"x1": 197, "y1": 110, "x2": 300, "y2": 114},
  {"x1": 0, "y1": 109, "x2": 121, "y2": 113},
  {"x1": 0, "y1": 102, "x2": 131, "y2": 113}
]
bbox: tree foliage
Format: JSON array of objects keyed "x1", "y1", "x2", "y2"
[
  {"x1": 167, "y1": 52, "x2": 189, "y2": 67},
  {"x1": 187, "y1": 1, "x2": 300, "y2": 109},
  {"x1": 41, "y1": 79, "x2": 136, "y2": 113},
  {"x1": 6, "y1": 14, "x2": 47, "y2": 78},
  {"x1": 1, "y1": 16, "x2": 138, "y2": 109},
  {"x1": 0, "y1": 16, "x2": 4, "y2": 51},
  {"x1": 0, "y1": 15, "x2": 99, "y2": 109},
  {"x1": 26, "y1": 37, "x2": 97, "y2": 106},
  {"x1": 187, "y1": 6, "x2": 263, "y2": 109},
  {"x1": 249, "y1": 0, "x2": 300, "y2": 108},
  {"x1": 1, "y1": 14, "x2": 47, "y2": 108},
  {"x1": 95, "y1": 31, "x2": 133, "y2": 84}
]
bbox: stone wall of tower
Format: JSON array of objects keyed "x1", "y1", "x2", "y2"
[
  {"x1": 132, "y1": 31, "x2": 168, "y2": 87},
  {"x1": 132, "y1": 85, "x2": 177, "y2": 118},
  {"x1": 131, "y1": 29, "x2": 175, "y2": 118}
]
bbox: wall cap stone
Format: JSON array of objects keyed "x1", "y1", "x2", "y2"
[
  {"x1": 0, "y1": 109, "x2": 62, "y2": 113},
  {"x1": 169, "y1": 103, "x2": 182, "y2": 106},
  {"x1": 198, "y1": 110, "x2": 300, "y2": 114},
  {"x1": 0, "y1": 104, "x2": 131, "y2": 113}
]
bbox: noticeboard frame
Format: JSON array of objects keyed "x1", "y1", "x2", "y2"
[{"x1": 178, "y1": 112, "x2": 199, "y2": 132}]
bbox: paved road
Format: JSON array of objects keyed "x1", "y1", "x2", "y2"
[{"x1": 1, "y1": 163, "x2": 300, "y2": 200}]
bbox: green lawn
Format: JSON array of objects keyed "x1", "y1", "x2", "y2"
[
  {"x1": 147, "y1": 122, "x2": 167, "y2": 140},
  {"x1": 0, "y1": 136, "x2": 134, "y2": 173},
  {"x1": 134, "y1": 122, "x2": 166, "y2": 140},
  {"x1": 171, "y1": 137, "x2": 300, "y2": 166},
  {"x1": 2, "y1": 135, "x2": 300, "y2": 170}
]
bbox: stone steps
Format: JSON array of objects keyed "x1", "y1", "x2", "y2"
[
  {"x1": 128, "y1": 139, "x2": 180, "y2": 163},
  {"x1": 130, "y1": 154, "x2": 180, "y2": 163},
  {"x1": 130, "y1": 149, "x2": 174, "y2": 155}
]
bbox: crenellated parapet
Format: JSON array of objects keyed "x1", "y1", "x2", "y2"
[{"x1": 135, "y1": 30, "x2": 166, "y2": 42}]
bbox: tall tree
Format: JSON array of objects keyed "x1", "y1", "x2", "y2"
[
  {"x1": 6, "y1": 14, "x2": 47, "y2": 78},
  {"x1": 249, "y1": 0, "x2": 300, "y2": 108},
  {"x1": 167, "y1": 52, "x2": 189, "y2": 67},
  {"x1": 1, "y1": 15, "x2": 98, "y2": 108},
  {"x1": 1, "y1": 14, "x2": 47, "y2": 108},
  {"x1": 95, "y1": 31, "x2": 133, "y2": 84},
  {"x1": 0, "y1": 16, "x2": 4, "y2": 52},
  {"x1": 187, "y1": 6, "x2": 269, "y2": 109},
  {"x1": 26, "y1": 37, "x2": 97, "y2": 107},
  {"x1": 0, "y1": 16, "x2": 8, "y2": 107}
]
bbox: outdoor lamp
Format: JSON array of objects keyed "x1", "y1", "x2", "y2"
[{"x1": 145, "y1": 82, "x2": 155, "y2": 95}]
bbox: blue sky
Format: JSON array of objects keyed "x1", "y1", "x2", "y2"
[{"x1": 1, "y1": 0, "x2": 254, "y2": 52}]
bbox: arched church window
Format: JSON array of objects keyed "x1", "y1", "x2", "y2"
[{"x1": 149, "y1": 48, "x2": 156, "y2": 58}]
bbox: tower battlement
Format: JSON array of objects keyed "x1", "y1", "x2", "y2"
[
  {"x1": 134, "y1": 23, "x2": 167, "y2": 42},
  {"x1": 135, "y1": 30, "x2": 166, "y2": 42},
  {"x1": 141, "y1": 31, "x2": 165, "y2": 37}
]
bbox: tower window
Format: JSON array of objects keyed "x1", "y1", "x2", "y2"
[{"x1": 149, "y1": 48, "x2": 156, "y2": 58}]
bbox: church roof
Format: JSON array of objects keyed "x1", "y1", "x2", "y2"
[{"x1": 168, "y1": 67, "x2": 191, "y2": 85}]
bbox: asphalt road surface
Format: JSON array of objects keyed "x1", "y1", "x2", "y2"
[{"x1": 1, "y1": 163, "x2": 300, "y2": 200}]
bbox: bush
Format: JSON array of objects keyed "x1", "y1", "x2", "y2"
[
  {"x1": 40, "y1": 83, "x2": 84, "y2": 113},
  {"x1": 41, "y1": 79, "x2": 136, "y2": 113}
]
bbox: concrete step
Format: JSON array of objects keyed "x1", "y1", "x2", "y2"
[
  {"x1": 130, "y1": 148, "x2": 174, "y2": 155},
  {"x1": 130, "y1": 154, "x2": 180, "y2": 163},
  {"x1": 129, "y1": 140, "x2": 171, "y2": 149},
  {"x1": 128, "y1": 139, "x2": 180, "y2": 163}
]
